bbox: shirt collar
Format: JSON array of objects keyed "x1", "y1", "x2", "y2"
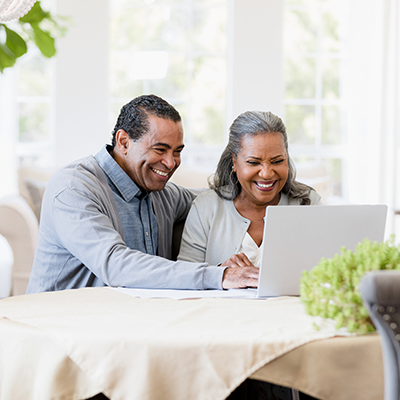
[{"x1": 95, "y1": 145, "x2": 143, "y2": 202}]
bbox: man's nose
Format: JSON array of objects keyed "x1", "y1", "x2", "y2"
[{"x1": 162, "y1": 153, "x2": 176, "y2": 170}]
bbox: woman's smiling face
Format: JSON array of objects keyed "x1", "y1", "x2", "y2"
[{"x1": 232, "y1": 132, "x2": 289, "y2": 207}]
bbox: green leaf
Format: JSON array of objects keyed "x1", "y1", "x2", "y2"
[
  {"x1": 4, "y1": 26, "x2": 27, "y2": 58},
  {"x1": 20, "y1": 1, "x2": 49, "y2": 25},
  {"x1": 0, "y1": 1, "x2": 66, "y2": 73},
  {"x1": 0, "y1": 44, "x2": 17, "y2": 72},
  {"x1": 30, "y1": 23, "x2": 56, "y2": 58}
]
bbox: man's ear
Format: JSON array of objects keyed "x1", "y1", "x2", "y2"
[{"x1": 115, "y1": 130, "x2": 130, "y2": 155}]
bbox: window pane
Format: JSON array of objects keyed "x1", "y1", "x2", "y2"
[
  {"x1": 111, "y1": 5, "x2": 188, "y2": 51},
  {"x1": 322, "y1": 58, "x2": 340, "y2": 99},
  {"x1": 321, "y1": 105, "x2": 342, "y2": 145},
  {"x1": 110, "y1": 51, "x2": 144, "y2": 98},
  {"x1": 285, "y1": 105, "x2": 315, "y2": 145},
  {"x1": 197, "y1": 0, "x2": 226, "y2": 6},
  {"x1": 321, "y1": 10, "x2": 340, "y2": 52},
  {"x1": 294, "y1": 157, "x2": 342, "y2": 201},
  {"x1": 192, "y1": 6, "x2": 227, "y2": 53},
  {"x1": 192, "y1": 56, "x2": 226, "y2": 99},
  {"x1": 18, "y1": 103, "x2": 49, "y2": 142},
  {"x1": 110, "y1": 7, "x2": 147, "y2": 50},
  {"x1": 192, "y1": 102, "x2": 225, "y2": 145},
  {"x1": 19, "y1": 153, "x2": 53, "y2": 168},
  {"x1": 17, "y1": 54, "x2": 51, "y2": 97},
  {"x1": 285, "y1": 0, "x2": 319, "y2": 6},
  {"x1": 162, "y1": 9, "x2": 189, "y2": 52},
  {"x1": 284, "y1": 57, "x2": 316, "y2": 98},
  {"x1": 284, "y1": 9, "x2": 318, "y2": 53},
  {"x1": 147, "y1": 54, "x2": 189, "y2": 98}
]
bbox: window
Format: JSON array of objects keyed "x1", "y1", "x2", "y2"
[
  {"x1": 283, "y1": 0, "x2": 349, "y2": 204},
  {"x1": 16, "y1": 49, "x2": 53, "y2": 167},
  {"x1": 109, "y1": 0, "x2": 228, "y2": 171},
  {"x1": 0, "y1": 0, "x2": 387, "y2": 210}
]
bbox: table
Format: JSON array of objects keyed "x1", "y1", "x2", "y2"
[{"x1": 0, "y1": 287, "x2": 383, "y2": 400}]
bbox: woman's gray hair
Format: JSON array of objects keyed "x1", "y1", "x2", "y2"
[{"x1": 209, "y1": 110, "x2": 313, "y2": 205}]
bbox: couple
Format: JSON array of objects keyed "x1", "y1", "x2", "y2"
[{"x1": 26, "y1": 94, "x2": 321, "y2": 294}]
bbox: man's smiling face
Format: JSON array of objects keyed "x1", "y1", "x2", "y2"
[{"x1": 120, "y1": 115, "x2": 184, "y2": 192}]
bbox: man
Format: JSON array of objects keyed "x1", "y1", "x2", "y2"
[{"x1": 26, "y1": 95, "x2": 258, "y2": 293}]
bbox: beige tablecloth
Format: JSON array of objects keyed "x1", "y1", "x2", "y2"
[
  {"x1": 253, "y1": 334, "x2": 383, "y2": 400},
  {"x1": 0, "y1": 287, "x2": 382, "y2": 400}
]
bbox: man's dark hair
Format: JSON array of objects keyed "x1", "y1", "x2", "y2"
[{"x1": 111, "y1": 94, "x2": 181, "y2": 148}]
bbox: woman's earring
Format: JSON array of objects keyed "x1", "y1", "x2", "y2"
[{"x1": 229, "y1": 167, "x2": 238, "y2": 186}]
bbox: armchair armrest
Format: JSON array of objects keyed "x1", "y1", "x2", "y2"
[{"x1": 0, "y1": 195, "x2": 39, "y2": 296}]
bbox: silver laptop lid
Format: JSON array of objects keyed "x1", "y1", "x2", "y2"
[{"x1": 257, "y1": 204, "x2": 388, "y2": 297}]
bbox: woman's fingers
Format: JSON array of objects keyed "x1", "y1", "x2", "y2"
[{"x1": 220, "y1": 252, "x2": 254, "y2": 268}]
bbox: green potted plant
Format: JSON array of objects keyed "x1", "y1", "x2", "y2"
[{"x1": 300, "y1": 236, "x2": 400, "y2": 334}]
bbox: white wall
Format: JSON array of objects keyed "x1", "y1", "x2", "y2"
[
  {"x1": 228, "y1": 0, "x2": 283, "y2": 123},
  {"x1": 0, "y1": 69, "x2": 18, "y2": 195},
  {"x1": 53, "y1": 0, "x2": 110, "y2": 166}
]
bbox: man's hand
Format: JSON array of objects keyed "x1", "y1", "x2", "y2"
[{"x1": 221, "y1": 253, "x2": 259, "y2": 289}]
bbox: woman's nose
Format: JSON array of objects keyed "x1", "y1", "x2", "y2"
[{"x1": 259, "y1": 164, "x2": 273, "y2": 179}]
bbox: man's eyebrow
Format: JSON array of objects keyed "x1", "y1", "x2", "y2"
[{"x1": 152, "y1": 142, "x2": 185, "y2": 150}]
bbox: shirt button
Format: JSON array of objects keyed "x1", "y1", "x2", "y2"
[{"x1": 146, "y1": 231, "x2": 149, "y2": 236}]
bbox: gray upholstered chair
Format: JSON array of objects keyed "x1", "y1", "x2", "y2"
[{"x1": 360, "y1": 270, "x2": 400, "y2": 400}]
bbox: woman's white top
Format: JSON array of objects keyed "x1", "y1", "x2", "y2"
[{"x1": 238, "y1": 232, "x2": 262, "y2": 268}]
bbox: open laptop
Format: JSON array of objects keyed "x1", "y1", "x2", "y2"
[{"x1": 256, "y1": 204, "x2": 388, "y2": 297}]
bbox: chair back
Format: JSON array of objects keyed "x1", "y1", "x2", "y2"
[{"x1": 360, "y1": 271, "x2": 400, "y2": 400}]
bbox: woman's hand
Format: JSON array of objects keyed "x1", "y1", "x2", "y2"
[
  {"x1": 220, "y1": 252, "x2": 254, "y2": 268},
  {"x1": 221, "y1": 253, "x2": 259, "y2": 289}
]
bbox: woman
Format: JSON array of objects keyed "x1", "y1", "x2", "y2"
[{"x1": 177, "y1": 111, "x2": 321, "y2": 268}]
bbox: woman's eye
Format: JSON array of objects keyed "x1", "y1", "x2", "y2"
[
  {"x1": 272, "y1": 159, "x2": 284, "y2": 164},
  {"x1": 246, "y1": 161, "x2": 259, "y2": 165}
]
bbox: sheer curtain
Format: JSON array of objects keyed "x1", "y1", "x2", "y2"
[{"x1": 346, "y1": 0, "x2": 400, "y2": 236}]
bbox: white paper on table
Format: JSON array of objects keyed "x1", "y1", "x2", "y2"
[{"x1": 109, "y1": 287, "x2": 267, "y2": 300}]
